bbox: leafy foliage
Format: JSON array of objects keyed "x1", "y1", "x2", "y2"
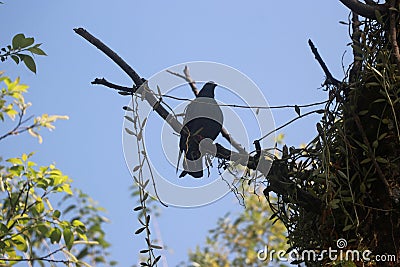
[
  {"x1": 0, "y1": 33, "x2": 47, "y2": 73},
  {"x1": 182, "y1": 191, "x2": 288, "y2": 267},
  {"x1": 125, "y1": 96, "x2": 164, "y2": 267},
  {"x1": 263, "y1": 5, "x2": 400, "y2": 266},
  {"x1": 0, "y1": 72, "x2": 115, "y2": 266},
  {"x1": 0, "y1": 73, "x2": 68, "y2": 143}
]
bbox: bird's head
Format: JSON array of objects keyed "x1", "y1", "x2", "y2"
[{"x1": 197, "y1": 81, "x2": 217, "y2": 98}]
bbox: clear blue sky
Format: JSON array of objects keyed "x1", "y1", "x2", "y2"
[{"x1": 1, "y1": 1, "x2": 350, "y2": 266}]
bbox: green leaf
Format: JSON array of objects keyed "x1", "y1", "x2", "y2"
[
  {"x1": 22, "y1": 55, "x2": 36, "y2": 73},
  {"x1": 0, "y1": 223, "x2": 8, "y2": 236},
  {"x1": 20, "y1": 37, "x2": 34, "y2": 49},
  {"x1": 125, "y1": 127, "x2": 136, "y2": 136},
  {"x1": 50, "y1": 228, "x2": 62, "y2": 243},
  {"x1": 35, "y1": 198, "x2": 45, "y2": 214},
  {"x1": 7, "y1": 157, "x2": 23, "y2": 165},
  {"x1": 12, "y1": 33, "x2": 25, "y2": 49},
  {"x1": 63, "y1": 228, "x2": 74, "y2": 250},
  {"x1": 153, "y1": 255, "x2": 161, "y2": 265},
  {"x1": 123, "y1": 105, "x2": 133, "y2": 111},
  {"x1": 150, "y1": 244, "x2": 162, "y2": 249},
  {"x1": 376, "y1": 157, "x2": 389, "y2": 164},
  {"x1": 135, "y1": 227, "x2": 146, "y2": 235},
  {"x1": 37, "y1": 224, "x2": 49, "y2": 236},
  {"x1": 133, "y1": 165, "x2": 141, "y2": 172},
  {"x1": 61, "y1": 184, "x2": 73, "y2": 195},
  {"x1": 53, "y1": 210, "x2": 61, "y2": 219},
  {"x1": 124, "y1": 115, "x2": 135, "y2": 123},
  {"x1": 28, "y1": 46, "x2": 47, "y2": 56},
  {"x1": 360, "y1": 158, "x2": 371, "y2": 164},
  {"x1": 343, "y1": 224, "x2": 353, "y2": 231},
  {"x1": 336, "y1": 170, "x2": 348, "y2": 180},
  {"x1": 372, "y1": 140, "x2": 379, "y2": 149},
  {"x1": 12, "y1": 235, "x2": 27, "y2": 252},
  {"x1": 10, "y1": 55, "x2": 19, "y2": 64},
  {"x1": 378, "y1": 132, "x2": 388, "y2": 140},
  {"x1": 72, "y1": 219, "x2": 85, "y2": 229},
  {"x1": 373, "y1": 98, "x2": 386, "y2": 103},
  {"x1": 360, "y1": 183, "x2": 366, "y2": 193},
  {"x1": 134, "y1": 206, "x2": 144, "y2": 211}
]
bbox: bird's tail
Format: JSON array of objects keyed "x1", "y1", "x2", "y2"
[
  {"x1": 179, "y1": 154, "x2": 203, "y2": 178},
  {"x1": 176, "y1": 150, "x2": 182, "y2": 174}
]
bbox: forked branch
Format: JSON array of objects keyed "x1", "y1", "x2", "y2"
[{"x1": 74, "y1": 27, "x2": 322, "y2": 213}]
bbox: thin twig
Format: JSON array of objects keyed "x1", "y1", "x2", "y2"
[
  {"x1": 308, "y1": 39, "x2": 342, "y2": 87},
  {"x1": 0, "y1": 246, "x2": 70, "y2": 264},
  {"x1": 92, "y1": 77, "x2": 328, "y2": 109},
  {"x1": 92, "y1": 78, "x2": 134, "y2": 92},
  {"x1": 256, "y1": 109, "x2": 323, "y2": 142},
  {"x1": 74, "y1": 28, "x2": 142, "y2": 86},
  {"x1": 183, "y1": 66, "x2": 198, "y2": 95}
]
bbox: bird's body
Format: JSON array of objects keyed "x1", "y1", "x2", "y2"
[{"x1": 178, "y1": 82, "x2": 223, "y2": 178}]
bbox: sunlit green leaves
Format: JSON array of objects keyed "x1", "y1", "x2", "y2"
[
  {"x1": 11, "y1": 235, "x2": 28, "y2": 252},
  {"x1": 63, "y1": 228, "x2": 74, "y2": 250},
  {"x1": 0, "y1": 74, "x2": 69, "y2": 143},
  {"x1": 0, "y1": 24, "x2": 114, "y2": 266},
  {"x1": 0, "y1": 154, "x2": 114, "y2": 265},
  {"x1": 1, "y1": 34, "x2": 47, "y2": 73},
  {"x1": 49, "y1": 228, "x2": 62, "y2": 243},
  {"x1": 185, "y1": 190, "x2": 287, "y2": 266}
]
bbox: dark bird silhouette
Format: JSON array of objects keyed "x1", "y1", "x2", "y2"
[{"x1": 178, "y1": 82, "x2": 223, "y2": 178}]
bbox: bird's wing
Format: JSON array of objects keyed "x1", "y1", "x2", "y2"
[{"x1": 183, "y1": 98, "x2": 223, "y2": 126}]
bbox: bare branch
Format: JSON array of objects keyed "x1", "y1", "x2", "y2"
[
  {"x1": 74, "y1": 27, "x2": 322, "y2": 213},
  {"x1": 308, "y1": 39, "x2": 342, "y2": 87},
  {"x1": 73, "y1": 28, "x2": 182, "y2": 133},
  {"x1": 74, "y1": 28, "x2": 142, "y2": 86},
  {"x1": 92, "y1": 78, "x2": 133, "y2": 93},
  {"x1": 256, "y1": 109, "x2": 324, "y2": 142},
  {"x1": 339, "y1": 0, "x2": 387, "y2": 19},
  {"x1": 183, "y1": 65, "x2": 198, "y2": 95},
  {"x1": 166, "y1": 68, "x2": 199, "y2": 95}
]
